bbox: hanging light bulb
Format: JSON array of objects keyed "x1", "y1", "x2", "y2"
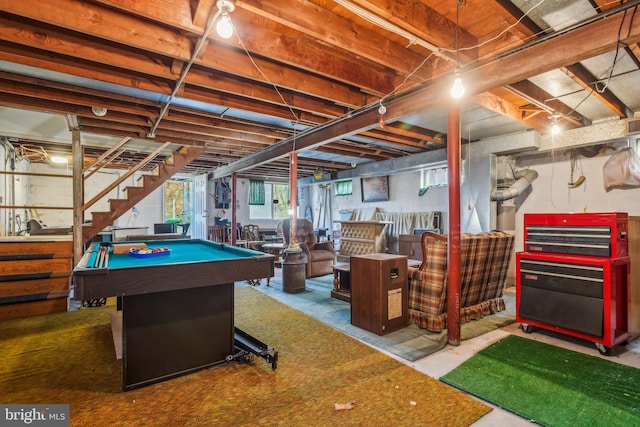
[
  {"x1": 451, "y1": 71, "x2": 465, "y2": 99},
  {"x1": 216, "y1": 14, "x2": 233, "y2": 38},
  {"x1": 450, "y1": 0, "x2": 465, "y2": 99},
  {"x1": 216, "y1": 0, "x2": 235, "y2": 39},
  {"x1": 549, "y1": 113, "x2": 561, "y2": 135}
]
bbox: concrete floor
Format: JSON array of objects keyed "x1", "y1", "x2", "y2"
[{"x1": 260, "y1": 269, "x2": 640, "y2": 426}]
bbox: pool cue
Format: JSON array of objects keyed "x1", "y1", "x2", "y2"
[
  {"x1": 95, "y1": 248, "x2": 104, "y2": 268},
  {"x1": 100, "y1": 247, "x2": 107, "y2": 268}
]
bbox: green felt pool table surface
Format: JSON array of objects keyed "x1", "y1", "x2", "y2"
[
  {"x1": 84, "y1": 238, "x2": 261, "y2": 268},
  {"x1": 73, "y1": 238, "x2": 274, "y2": 301}
]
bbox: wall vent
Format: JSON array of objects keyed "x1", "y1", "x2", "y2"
[{"x1": 627, "y1": 118, "x2": 640, "y2": 135}]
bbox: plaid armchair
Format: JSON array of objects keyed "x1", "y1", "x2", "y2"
[{"x1": 408, "y1": 231, "x2": 515, "y2": 332}]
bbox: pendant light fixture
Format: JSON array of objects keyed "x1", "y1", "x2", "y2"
[
  {"x1": 549, "y1": 113, "x2": 561, "y2": 135},
  {"x1": 216, "y1": 0, "x2": 235, "y2": 39},
  {"x1": 450, "y1": 0, "x2": 465, "y2": 99}
]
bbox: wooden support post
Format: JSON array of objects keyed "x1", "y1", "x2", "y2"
[{"x1": 72, "y1": 129, "x2": 84, "y2": 267}]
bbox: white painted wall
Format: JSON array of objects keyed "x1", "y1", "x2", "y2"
[
  {"x1": 4, "y1": 139, "x2": 639, "y2": 247},
  {"x1": 18, "y1": 162, "x2": 163, "y2": 232},
  {"x1": 328, "y1": 171, "x2": 450, "y2": 227},
  {"x1": 515, "y1": 150, "x2": 640, "y2": 252}
]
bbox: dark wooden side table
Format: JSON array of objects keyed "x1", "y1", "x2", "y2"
[
  {"x1": 331, "y1": 262, "x2": 351, "y2": 302},
  {"x1": 331, "y1": 259, "x2": 420, "y2": 303}
]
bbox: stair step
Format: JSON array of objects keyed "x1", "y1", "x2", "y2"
[
  {"x1": 109, "y1": 199, "x2": 129, "y2": 211},
  {"x1": 83, "y1": 145, "x2": 206, "y2": 244},
  {"x1": 142, "y1": 175, "x2": 162, "y2": 187},
  {"x1": 90, "y1": 212, "x2": 113, "y2": 224},
  {"x1": 125, "y1": 186, "x2": 145, "y2": 198}
]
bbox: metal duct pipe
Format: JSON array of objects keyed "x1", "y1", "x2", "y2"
[{"x1": 491, "y1": 169, "x2": 538, "y2": 201}]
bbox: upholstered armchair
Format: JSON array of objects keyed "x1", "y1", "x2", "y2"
[
  {"x1": 282, "y1": 219, "x2": 336, "y2": 278},
  {"x1": 408, "y1": 231, "x2": 515, "y2": 332}
]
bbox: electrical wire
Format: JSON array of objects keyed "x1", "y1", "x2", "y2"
[
  {"x1": 226, "y1": 17, "x2": 300, "y2": 123},
  {"x1": 553, "y1": 5, "x2": 636, "y2": 127},
  {"x1": 440, "y1": 0, "x2": 547, "y2": 55},
  {"x1": 374, "y1": 0, "x2": 547, "y2": 106},
  {"x1": 379, "y1": 52, "x2": 436, "y2": 105},
  {"x1": 594, "y1": 7, "x2": 633, "y2": 93}
]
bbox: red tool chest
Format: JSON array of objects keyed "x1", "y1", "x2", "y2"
[{"x1": 516, "y1": 212, "x2": 630, "y2": 355}]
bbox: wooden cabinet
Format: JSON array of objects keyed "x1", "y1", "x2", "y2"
[
  {"x1": 398, "y1": 234, "x2": 422, "y2": 261},
  {"x1": 350, "y1": 254, "x2": 408, "y2": 335},
  {"x1": 0, "y1": 237, "x2": 72, "y2": 320}
]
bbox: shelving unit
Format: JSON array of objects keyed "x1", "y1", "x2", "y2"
[{"x1": 0, "y1": 237, "x2": 73, "y2": 320}]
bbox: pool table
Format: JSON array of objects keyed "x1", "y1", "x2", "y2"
[{"x1": 73, "y1": 239, "x2": 274, "y2": 390}]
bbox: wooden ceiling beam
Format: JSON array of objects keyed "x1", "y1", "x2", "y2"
[
  {"x1": 163, "y1": 109, "x2": 289, "y2": 140},
  {"x1": 0, "y1": 73, "x2": 159, "y2": 117},
  {"x1": 198, "y1": 40, "x2": 382, "y2": 105},
  {"x1": 214, "y1": 5, "x2": 640, "y2": 177},
  {"x1": 492, "y1": 0, "x2": 633, "y2": 121},
  {"x1": 379, "y1": 123, "x2": 446, "y2": 145},
  {"x1": 0, "y1": 16, "x2": 175, "y2": 79},
  {"x1": 0, "y1": 9, "x2": 374, "y2": 109},
  {"x1": 0, "y1": 41, "x2": 173, "y2": 95},
  {"x1": 2, "y1": 0, "x2": 192, "y2": 60},
  {"x1": 349, "y1": 0, "x2": 476, "y2": 60},
  {"x1": 235, "y1": 27, "x2": 393, "y2": 95},
  {"x1": 561, "y1": 64, "x2": 634, "y2": 118},
  {"x1": 238, "y1": 0, "x2": 434, "y2": 81},
  {"x1": 91, "y1": 0, "x2": 208, "y2": 33},
  {"x1": 183, "y1": 67, "x2": 355, "y2": 115}
]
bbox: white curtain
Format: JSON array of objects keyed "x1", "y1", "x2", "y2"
[{"x1": 380, "y1": 211, "x2": 439, "y2": 254}]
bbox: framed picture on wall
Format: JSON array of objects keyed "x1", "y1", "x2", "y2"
[{"x1": 361, "y1": 176, "x2": 389, "y2": 202}]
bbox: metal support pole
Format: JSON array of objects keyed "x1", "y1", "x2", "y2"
[
  {"x1": 288, "y1": 152, "x2": 299, "y2": 249},
  {"x1": 447, "y1": 101, "x2": 461, "y2": 346},
  {"x1": 231, "y1": 172, "x2": 237, "y2": 245},
  {"x1": 283, "y1": 151, "x2": 305, "y2": 293}
]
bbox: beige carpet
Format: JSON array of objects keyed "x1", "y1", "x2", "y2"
[{"x1": 0, "y1": 287, "x2": 491, "y2": 426}]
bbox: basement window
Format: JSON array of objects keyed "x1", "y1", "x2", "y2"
[
  {"x1": 334, "y1": 179, "x2": 352, "y2": 196},
  {"x1": 250, "y1": 182, "x2": 289, "y2": 220},
  {"x1": 164, "y1": 178, "x2": 192, "y2": 225},
  {"x1": 418, "y1": 167, "x2": 447, "y2": 196}
]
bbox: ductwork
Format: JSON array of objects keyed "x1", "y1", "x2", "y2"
[{"x1": 491, "y1": 168, "x2": 538, "y2": 201}]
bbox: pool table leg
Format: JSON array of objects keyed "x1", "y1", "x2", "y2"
[{"x1": 121, "y1": 283, "x2": 234, "y2": 390}]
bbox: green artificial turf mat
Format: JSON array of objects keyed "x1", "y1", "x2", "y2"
[{"x1": 440, "y1": 335, "x2": 640, "y2": 426}]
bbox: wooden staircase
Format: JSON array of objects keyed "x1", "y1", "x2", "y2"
[{"x1": 82, "y1": 145, "x2": 205, "y2": 244}]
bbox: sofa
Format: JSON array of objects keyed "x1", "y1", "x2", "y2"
[
  {"x1": 282, "y1": 219, "x2": 336, "y2": 278},
  {"x1": 408, "y1": 231, "x2": 515, "y2": 332}
]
